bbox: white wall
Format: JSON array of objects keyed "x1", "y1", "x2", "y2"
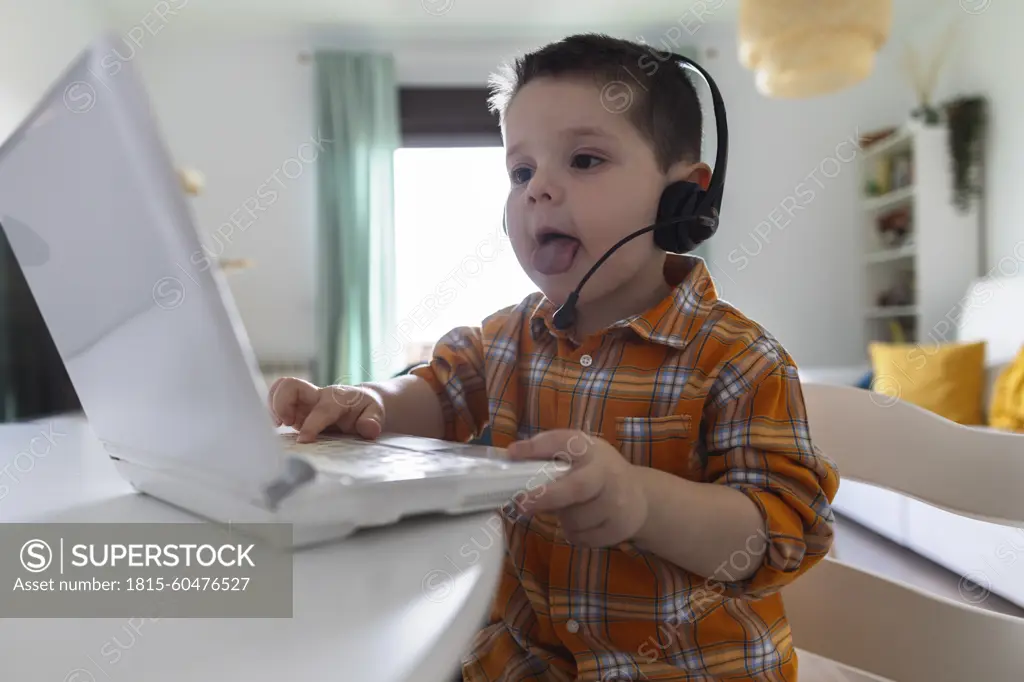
[
  {"x1": 692, "y1": 24, "x2": 914, "y2": 367},
  {"x1": 135, "y1": 28, "x2": 556, "y2": 364},
  {"x1": 0, "y1": 0, "x2": 104, "y2": 142},
  {"x1": 912, "y1": 3, "x2": 1024, "y2": 274},
  {"x1": 696, "y1": 5, "x2": 1024, "y2": 367},
  {"x1": 137, "y1": 24, "x2": 921, "y2": 368},
  {"x1": 135, "y1": 32, "x2": 319, "y2": 364},
  {"x1": 10, "y1": 12, "x2": 1004, "y2": 370}
]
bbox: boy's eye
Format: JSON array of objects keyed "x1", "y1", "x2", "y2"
[
  {"x1": 571, "y1": 154, "x2": 604, "y2": 170},
  {"x1": 510, "y1": 167, "x2": 533, "y2": 185}
]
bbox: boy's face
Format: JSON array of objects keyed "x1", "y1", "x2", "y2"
[{"x1": 503, "y1": 76, "x2": 704, "y2": 309}]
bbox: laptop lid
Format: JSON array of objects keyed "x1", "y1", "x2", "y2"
[{"x1": 0, "y1": 34, "x2": 289, "y2": 503}]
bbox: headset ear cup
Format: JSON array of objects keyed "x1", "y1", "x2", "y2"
[{"x1": 654, "y1": 181, "x2": 703, "y2": 253}]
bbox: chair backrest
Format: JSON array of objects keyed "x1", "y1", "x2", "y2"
[
  {"x1": 802, "y1": 383, "x2": 1024, "y2": 526},
  {"x1": 786, "y1": 383, "x2": 1024, "y2": 681}
]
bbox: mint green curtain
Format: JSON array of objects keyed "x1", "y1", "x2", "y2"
[{"x1": 313, "y1": 51, "x2": 399, "y2": 387}]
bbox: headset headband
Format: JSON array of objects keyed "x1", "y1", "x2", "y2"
[{"x1": 667, "y1": 51, "x2": 729, "y2": 217}]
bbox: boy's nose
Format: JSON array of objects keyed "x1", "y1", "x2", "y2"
[{"x1": 526, "y1": 169, "x2": 564, "y2": 204}]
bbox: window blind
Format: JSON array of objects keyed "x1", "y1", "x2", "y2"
[{"x1": 398, "y1": 87, "x2": 502, "y2": 147}]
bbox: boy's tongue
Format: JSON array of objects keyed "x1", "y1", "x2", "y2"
[{"x1": 532, "y1": 236, "x2": 580, "y2": 275}]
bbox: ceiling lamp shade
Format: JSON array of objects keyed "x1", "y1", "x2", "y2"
[{"x1": 738, "y1": 0, "x2": 893, "y2": 98}]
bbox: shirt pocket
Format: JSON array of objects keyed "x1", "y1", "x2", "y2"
[
  {"x1": 615, "y1": 414, "x2": 696, "y2": 475},
  {"x1": 613, "y1": 414, "x2": 699, "y2": 561}
]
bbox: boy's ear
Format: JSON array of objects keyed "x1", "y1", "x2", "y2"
[{"x1": 667, "y1": 161, "x2": 713, "y2": 191}]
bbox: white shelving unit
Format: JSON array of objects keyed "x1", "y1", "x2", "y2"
[{"x1": 858, "y1": 122, "x2": 982, "y2": 349}]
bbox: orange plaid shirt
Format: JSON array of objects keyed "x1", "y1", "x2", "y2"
[{"x1": 411, "y1": 254, "x2": 840, "y2": 681}]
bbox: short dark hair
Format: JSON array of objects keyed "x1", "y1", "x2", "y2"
[{"x1": 487, "y1": 33, "x2": 703, "y2": 172}]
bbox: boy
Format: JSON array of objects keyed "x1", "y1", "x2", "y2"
[{"x1": 271, "y1": 33, "x2": 839, "y2": 681}]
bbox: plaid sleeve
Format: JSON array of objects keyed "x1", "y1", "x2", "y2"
[
  {"x1": 700, "y1": 335, "x2": 840, "y2": 599},
  {"x1": 407, "y1": 326, "x2": 490, "y2": 443}
]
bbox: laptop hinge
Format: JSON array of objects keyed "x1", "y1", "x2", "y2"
[
  {"x1": 102, "y1": 439, "x2": 301, "y2": 512},
  {"x1": 260, "y1": 457, "x2": 317, "y2": 511}
]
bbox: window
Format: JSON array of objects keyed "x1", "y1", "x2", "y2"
[{"x1": 392, "y1": 147, "x2": 539, "y2": 367}]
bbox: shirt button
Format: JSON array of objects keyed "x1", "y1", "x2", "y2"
[
  {"x1": 580, "y1": 354, "x2": 593, "y2": 367},
  {"x1": 565, "y1": 619, "x2": 580, "y2": 633}
]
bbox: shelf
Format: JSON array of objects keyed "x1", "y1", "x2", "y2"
[
  {"x1": 865, "y1": 306, "x2": 919, "y2": 319},
  {"x1": 860, "y1": 127, "x2": 912, "y2": 159},
  {"x1": 866, "y1": 244, "x2": 916, "y2": 264},
  {"x1": 859, "y1": 118, "x2": 981, "y2": 352},
  {"x1": 864, "y1": 185, "x2": 915, "y2": 212}
]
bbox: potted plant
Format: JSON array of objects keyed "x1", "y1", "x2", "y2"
[{"x1": 943, "y1": 96, "x2": 987, "y2": 213}]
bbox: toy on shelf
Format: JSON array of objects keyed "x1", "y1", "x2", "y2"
[
  {"x1": 877, "y1": 206, "x2": 912, "y2": 248},
  {"x1": 876, "y1": 269, "x2": 915, "y2": 308},
  {"x1": 859, "y1": 127, "x2": 898, "y2": 149},
  {"x1": 864, "y1": 148, "x2": 915, "y2": 197}
]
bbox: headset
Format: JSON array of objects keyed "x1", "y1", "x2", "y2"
[{"x1": 503, "y1": 51, "x2": 729, "y2": 331}]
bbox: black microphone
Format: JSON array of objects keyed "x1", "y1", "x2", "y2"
[{"x1": 552, "y1": 216, "x2": 703, "y2": 331}]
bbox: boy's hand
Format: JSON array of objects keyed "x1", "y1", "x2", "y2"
[
  {"x1": 268, "y1": 378, "x2": 385, "y2": 443},
  {"x1": 507, "y1": 430, "x2": 647, "y2": 548}
]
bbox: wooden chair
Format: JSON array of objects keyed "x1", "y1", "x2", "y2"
[{"x1": 786, "y1": 382, "x2": 1024, "y2": 682}]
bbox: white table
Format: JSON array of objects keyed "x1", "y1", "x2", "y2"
[{"x1": 0, "y1": 414, "x2": 502, "y2": 682}]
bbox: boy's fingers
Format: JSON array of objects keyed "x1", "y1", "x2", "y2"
[
  {"x1": 267, "y1": 377, "x2": 285, "y2": 406},
  {"x1": 353, "y1": 402, "x2": 385, "y2": 440},
  {"x1": 296, "y1": 399, "x2": 341, "y2": 443},
  {"x1": 267, "y1": 379, "x2": 284, "y2": 426},
  {"x1": 508, "y1": 429, "x2": 596, "y2": 464},
  {"x1": 268, "y1": 376, "x2": 287, "y2": 395},
  {"x1": 521, "y1": 477, "x2": 576, "y2": 513},
  {"x1": 521, "y1": 467, "x2": 603, "y2": 514},
  {"x1": 333, "y1": 392, "x2": 373, "y2": 434},
  {"x1": 272, "y1": 379, "x2": 319, "y2": 425},
  {"x1": 557, "y1": 493, "x2": 612, "y2": 534},
  {"x1": 507, "y1": 430, "x2": 567, "y2": 459},
  {"x1": 327, "y1": 384, "x2": 370, "y2": 411},
  {"x1": 354, "y1": 415, "x2": 383, "y2": 440}
]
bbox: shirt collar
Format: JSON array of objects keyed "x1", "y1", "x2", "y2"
[{"x1": 529, "y1": 254, "x2": 719, "y2": 350}]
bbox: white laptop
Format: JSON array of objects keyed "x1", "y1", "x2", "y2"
[{"x1": 0, "y1": 34, "x2": 560, "y2": 547}]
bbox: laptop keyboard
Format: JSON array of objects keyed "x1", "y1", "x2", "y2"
[{"x1": 278, "y1": 432, "x2": 512, "y2": 483}]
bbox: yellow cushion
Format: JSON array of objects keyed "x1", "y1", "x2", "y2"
[
  {"x1": 868, "y1": 341, "x2": 987, "y2": 425},
  {"x1": 989, "y1": 343, "x2": 1024, "y2": 433}
]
